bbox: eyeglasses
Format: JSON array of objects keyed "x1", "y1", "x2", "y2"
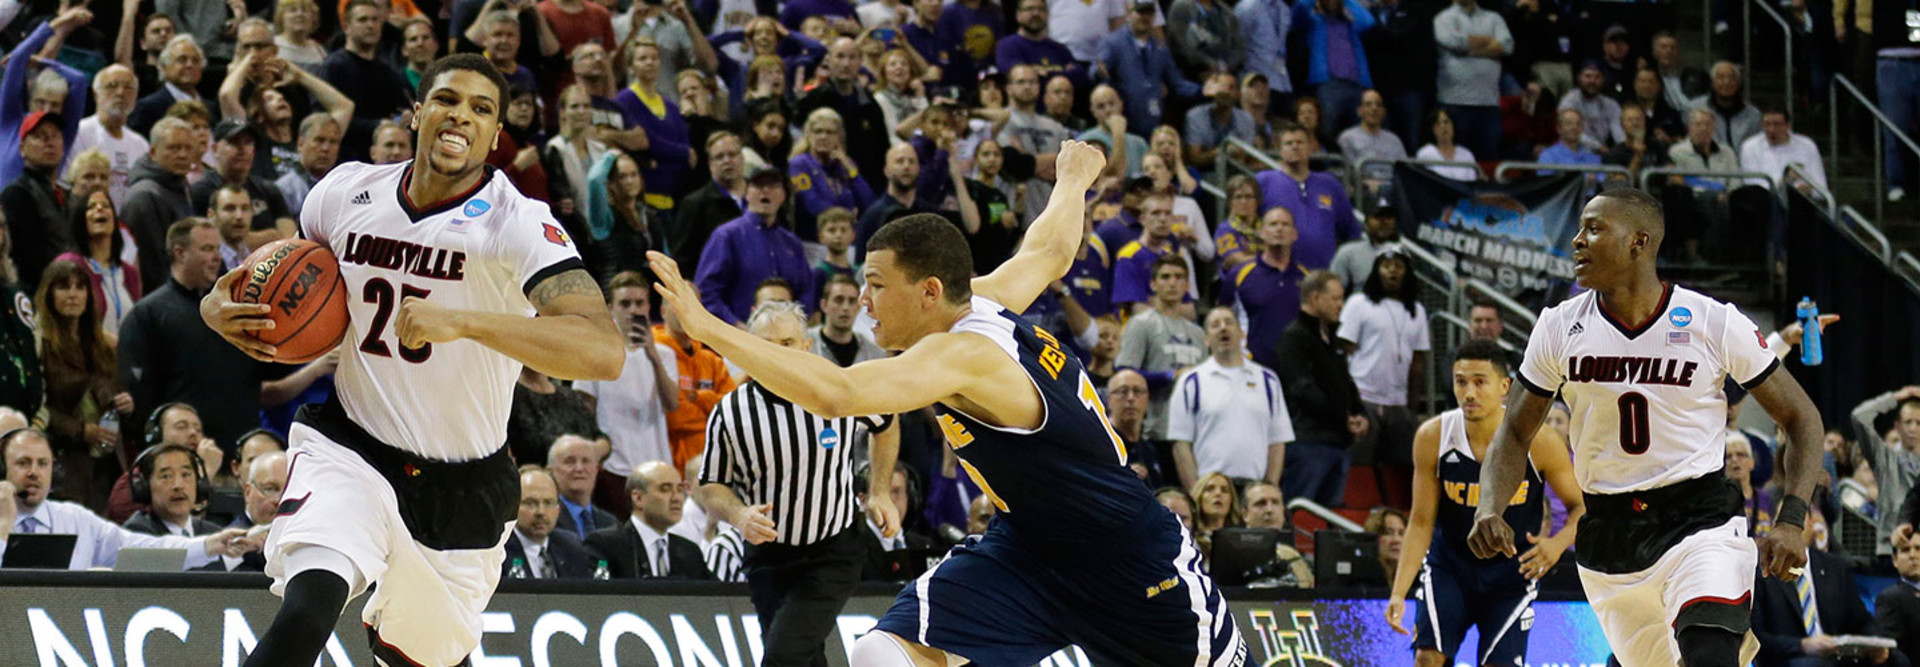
[
  {"x1": 1109, "y1": 387, "x2": 1148, "y2": 396},
  {"x1": 519, "y1": 498, "x2": 561, "y2": 509}
]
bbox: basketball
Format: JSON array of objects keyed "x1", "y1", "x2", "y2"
[{"x1": 232, "y1": 239, "x2": 349, "y2": 364}]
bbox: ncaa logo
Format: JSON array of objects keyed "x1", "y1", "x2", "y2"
[
  {"x1": 463, "y1": 199, "x2": 491, "y2": 217},
  {"x1": 819, "y1": 426, "x2": 840, "y2": 450},
  {"x1": 1669, "y1": 307, "x2": 1693, "y2": 328}
]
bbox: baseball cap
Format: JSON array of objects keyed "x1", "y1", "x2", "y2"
[
  {"x1": 1125, "y1": 174, "x2": 1156, "y2": 193},
  {"x1": 746, "y1": 165, "x2": 785, "y2": 187},
  {"x1": 18, "y1": 111, "x2": 61, "y2": 141},
  {"x1": 213, "y1": 118, "x2": 258, "y2": 144},
  {"x1": 1604, "y1": 24, "x2": 1629, "y2": 43},
  {"x1": 1377, "y1": 243, "x2": 1408, "y2": 261},
  {"x1": 1130, "y1": 0, "x2": 1156, "y2": 12},
  {"x1": 1371, "y1": 197, "x2": 1399, "y2": 218}
]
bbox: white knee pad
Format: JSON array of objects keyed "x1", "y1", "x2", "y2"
[{"x1": 849, "y1": 631, "x2": 921, "y2": 667}]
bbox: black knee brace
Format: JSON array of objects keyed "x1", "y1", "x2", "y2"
[
  {"x1": 1676, "y1": 625, "x2": 1744, "y2": 667},
  {"x1": 244, "y1": 570, "x2": 350, "y2": 667}
]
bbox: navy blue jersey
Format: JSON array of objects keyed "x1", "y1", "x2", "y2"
[
  {"x1": 933, "y1": 297, "x2": 1157, "y2": 551},
  {"x1": 1430, "y1": 409, "x2": 1545, "y2": 586}
]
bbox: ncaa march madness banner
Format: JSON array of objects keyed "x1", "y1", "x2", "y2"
[{"x1": 1392, "y1": 164, "x2": 1586, "y2": 295}]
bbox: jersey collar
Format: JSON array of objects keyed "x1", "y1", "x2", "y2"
[
  {"x1": 395, "y1": 163, "x2": 497, "y2": 223},
  {"x1": 1596, "y1": 281, "x2": 1674, "y2": 340}
]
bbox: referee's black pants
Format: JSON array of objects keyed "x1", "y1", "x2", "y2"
[{"x1": 744, "y1": 527, "x2": 865, "y2": 667}]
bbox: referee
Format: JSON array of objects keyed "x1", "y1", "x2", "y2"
[{"x1": 695, "y1": 301, "x2": 902, "y2": 667}]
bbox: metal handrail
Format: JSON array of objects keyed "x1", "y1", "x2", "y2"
[
  {"x1": 1831, "y1": 74, "x2": 1920, "y2": 224},
  {"x1": 1637, "y1": 167, "x2": 1776, "y2": 192},
  {"x1": 1397, "y1": 237, "x2": 1457, "y2": 287},
  {"x1": 1838, "y1": 206, "x2": 1893, "y2": 262},
  {"x1": 1225, "y1": 137, "x2": 1285, "y2": 173},
  {"x1": 1285, "y1": 498, "x2": 1365, "y2": 532},
  {"x1": 1462, "y1": 276, "x2": 1540, "y2": 327},
  {"x1": 1744, "y1": 0, "x2": 1794, "y2": 108},
  {"x1": 1492, "y1": 161, "x2": 1633, "y2": 183},
  {"x1": 1354, "y1": 157, "x2": 1487, "y2": 181},
  {"x1": 1897, "y1": 252, "x2": 1920, "y2": 291},
  {"x1": 1785, "y1": 165, "x2": 1839, "y2": 220}
]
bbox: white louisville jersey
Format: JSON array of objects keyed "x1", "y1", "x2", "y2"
[
  {"x1": 301, "y1": 161, "x2": 583, "y2": 460},
  {"x1": 1518, "y1": 284, "x2": 1779, "y2": 494}
]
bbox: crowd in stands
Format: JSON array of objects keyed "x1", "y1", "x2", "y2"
[{"x1": 0, "y1": 0, "x2": 1915, "y2": 654}]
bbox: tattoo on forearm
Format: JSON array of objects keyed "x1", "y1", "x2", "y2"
[{"x1": 530, "y1": 269, "x2": 605, "y2": 307}]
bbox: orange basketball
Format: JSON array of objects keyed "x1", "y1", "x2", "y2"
[{"x1": 232, "y1": 239, "x2": 349, "y2": 364}]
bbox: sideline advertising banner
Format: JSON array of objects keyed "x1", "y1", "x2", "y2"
[
  {"x1": 0, "y1": 574, "x2": 1617, "y2": 666},
  {"x1": 1393, "y1": 164, "x2": 1586, "y2": 297}
]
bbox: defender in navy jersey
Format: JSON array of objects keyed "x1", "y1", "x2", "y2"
[
  {"x1": 1386, "y1": 341, "x2": 1583, "y2": 667},
  {"x1": 647, "y1": 140, "x2": 1245, "y2": 666}
]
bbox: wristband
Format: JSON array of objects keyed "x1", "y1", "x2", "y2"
[{"x1": 1776, "y1": 494, "x2": 1810, "y2": 529}]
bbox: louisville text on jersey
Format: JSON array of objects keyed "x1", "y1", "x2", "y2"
[
  {"x1": 338, "y1": 232, "x2": 469, "y2": 281},
  {"x1": 1565, "y1": 355, "x2": 1700, "y2": 386}
]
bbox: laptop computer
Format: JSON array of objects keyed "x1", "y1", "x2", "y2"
[
  {"x1": 1313, "y1": 529, "x2": 1386, "y2": 588},
  {"x1": 114, "y1": 548, "x2": 188, "y2": 572},
  {"x1": 1210, "y1": 527, "x2": 1281, "y2": 586},
  {"x1": 2, "y1": 533, "x2": 76, "y2": 569}
]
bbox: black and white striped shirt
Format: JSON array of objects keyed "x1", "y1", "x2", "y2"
[{"x1": 700, "y1": 382, "x2": 894, "y2": 546}]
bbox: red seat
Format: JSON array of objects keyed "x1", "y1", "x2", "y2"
[{"x1": 1343, "y1": 466, "x2": 1381, "y2": 510}]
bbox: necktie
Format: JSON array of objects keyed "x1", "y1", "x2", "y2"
[
  {"x1": 653, "y1": 539, "x2": 669, "y2": 577},
  {"x1": 577, "y1": 508, "x2": 593, "y2": 537},
  {"x1": 1797, "y1": 570, "x2": 1822, "y2": 635},
  {"x1": 537, "y1": 545, "x2": 556, "y2": 579},
  {"x1": 15, "y1": 516, "x2": 38, "y2": 534}
]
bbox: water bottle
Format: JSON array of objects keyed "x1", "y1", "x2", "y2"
[
  {"x1": 593, "y1": 560, "x2": 610, "y2": 581},
  {"x1": 99, "y1": 410, "x2": 119, "y2": 436},
  {"x1": 1796, "y1": 297, "x2": 1823, "y2": 366},
  {"x1": 509, "y1": 557, "x2": 529, "y2": 579}
]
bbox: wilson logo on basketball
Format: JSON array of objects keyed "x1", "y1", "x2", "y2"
[
  {"x1": 275, "y1": 263, "x2": 325, "y2": 315},
  {"x1": 240, "y1": 244, "x2": 298, "y2": 303}
]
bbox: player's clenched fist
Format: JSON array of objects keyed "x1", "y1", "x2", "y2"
[
  {"x1": 1759, "y1": 523, "x2": 1810, "y2": 581},
  {"x1": 395, "y1": 296, "x2": 463, "y2": 348},
  {"x1": 1053, "y1": 140, "x2": 1108, "y2": 189},
  {"x1": 1467, "y1": 512, "x2": 1517, "y2": 559}
]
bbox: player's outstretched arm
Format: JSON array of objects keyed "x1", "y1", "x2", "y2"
[
  {"x1": 395, "y1": 268, "x2": 625, "y2": 381},
  {"x1": 1386, "y1": 417, "x2": 1443, "y2": 635},
  {"x1": 648, "y1": 251, "x2": 995, "y2": 419},
  {"x1": 1519, "y1": 426, "x2": 1582, "y2": 580},
  {"x1": 969, "y1": 140, "x2": 1107, "y2": 313},
  {"x1": 1748, "y1": 367, "x2": 1825, "y2": 580},
  {"x1": 1468, "y1": 382, "x2": 1554, "y2": 559}
]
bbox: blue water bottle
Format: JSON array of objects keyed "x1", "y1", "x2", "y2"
[{"x1": 1796, "y1": 297, "x2": 1823, "y2": 366}]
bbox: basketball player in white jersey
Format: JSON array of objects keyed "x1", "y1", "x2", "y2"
[
  {"x1": 200, "y1": 53, "x2": 625, "y2": 666},
  {"x1": 1467, "y1": 188, "x2": 1825, "y2": 667}
]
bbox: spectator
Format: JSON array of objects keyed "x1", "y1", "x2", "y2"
[
  {"x1": 1666, "y1": 107, "x2": 1741, "y2": 264},
  {"x1": 321, "y1": 0, "x2": 413, "y2": 160},
  {"x1": 1097, "y1": 1, "x2": 1200, "y2": 132},
  {"x1": 1740, "y1": 109, "x2": 1829, "y2": 195},
  {"x1": 1502, "y1": 0, "x2": 1575, "y2": 99},
  {"x1": 1723, "y1": 432, "x2": 1774, "y2": 538},
  {"x1": 539, "y1": 0, "x2": 618, "y2": 69},
  {"x1": 2, "y1": 112, "x2": 71, "y2": 292},
  {"x1": 1650, "y1": 31, "x2": 1709, "y2": 112},
  {"x1": 1689, "y1": 61, "x2": 1762, "y2": 150},
  {"x1": 222, "y1": 55, "x2": 354, "y2": 183},
  {"x1": 1113, "y1": 193, "x2": 1190, "y2": 311},
  {"x1": 1276, "y1": 270, "x2": 1369, "y2": 507},
  {"x1": 0, "y1": 429, "x2": 254, "y2": 569},
  {"x1": 1169, "y1": 306, "x2": 1295, "y2": 488},
  {"x1": 120, "y1": 219, "x2": 262, "y2": 455},
  {"x1": 1232, "y1": 207, "x2": 1311, "y2": 370},
  {"x1": 549, "y1": 434, "x2": 620, "y2": 538},
  {"x1": 1337, "y1": 89, "x2": 1409, "y2": 187},
  {"x1": 228, "y1": 432, "x2": 284, "y2": 486},
  {"x1": 122, "y1": 119, "x2": 202, "y2": 310},
  {"x1": 209, "y1": 185, "x2": 255, "y2": 270},
  {"x1": 1241, "y1": 481, "x2": 1314, "y2": 586},
  {"x1": 589, "y1": 460, "x2": 715, "y2": 579},
  {"x1": 55, "y1": 191, "x2": 142, "y2": 334},
  {"x1": 575, "y1": 273, "x2": 679, "y2": 513},
  {"x1": 229, "y1": 452, "x2": 287, "y2": 566},
  {"x1": 797, "y1": 37, "x2": 891, "y2": 193},
  {"x1": 508, "y1": 367, "x2": 599, "y2": 467},
  {"x1": 164, "y1": 101, "x2": 215, "y2": 185},
  {"x1": 1117, "y1": 255, "x2": 1208, "y2": 440},
  {"x1": 858, "y1": 466, "x2": 938, "y2": 581},
  {"x1": 814, "y1": 208, "x2": 860, "y2": 285},
  {"x1": 1150, "y1": 125, "x2": 1206, "y2": 203},
  {"x1": 1106, "y1": 368, "x2": 1149, "y2": 453},
  {"x1": 624, "y1": 0, "x2": 717, "y2": 104},
  {"x1": 1051, "y1": 0, "x2": 1127, "y2": 66},
  {"x1": 544, "y1": 85, "x2": 611, "y2": 228},
  {"x1": 1143, "y1": 154, "x2": 1213, "y2": 266},
  {"x1": 1879, "y1": 538, "x2": 1920, "y2": 662},
  {"x1": 1753, "y1": 547, "x2": 1907, "y2": 666},
  {"x1": 1367, "y1": 506, "x2": 1408, "y2": 575},
  {"x1": 1167, "y1": 0, "x2": 1245, "y2": 78},
  {"x1": 1630, "y1": 68, "x2": 1687, "y2": 143},
  {"x1": 121, "y1": 13, "x2": 178, "y2": 94},
  {"x1": 739, "y1": 100, "x2": 793, "y2": 176},
  {"x1": 618, "y1": 37, "x2": 697, "y2": 209},
  {"x1": 933, "y1": 0, "x2": 1005, "y2": 86},
  {"x1": 1499, "y1": 80, "x2": 1561, "y2": 159},
  {"x1": 875, "y1": 50, "x2": 930, "y2": 146},
  {"x1": 1187, "y1": 72, "x2": 1256, "y2": 168},
  {"x1": 477, "y1": 11, "x2": 540, "y2": 94},
  {"x1": 1559, "y1": 62, "x2": 1625, "y2": 148},
  {"x1": 779, "y1": 0, "x2": 857, "y2": 31},
  {"x1": 1604, "y1": 101, "x2": 1673, "y2": 179},
  {"x1": 1189, "y1": 471, "x2": 1244, "y2": 549},
  {"x1": 191, "y1": 119, "x2": 295, "y2": 238},
  {"x1": 1538, "y1": 108, "x2": 1603, "y2": 173},
  {"x1": 105, "y1": 402, "x2": 215, "y2": 521},
  {"x1": 587, "y1": 152, "x2": 668, "y2": 282},
  {"x1": 998, "y1": 64, "x2": 1075, "y2": 222},
  {"x1": 1339, "y1": 249, "x2": 1428, "y2": 509},
  {"x1": 121, "y1": 445, "x2": 222, "y2": 537},
  {"x1": 1213, "y1": 174, "x2": 1263, "y2": 277},
  {"x1": 129, "y1": 35, "x2": 208, "y2": 137},
  {"x1": 656, "y1": 286, "x2": 738, "y2": 470},
  {"x1": 1291, "y1": 0, "x2": 1376, "y2": 136},
  {"x1": 397, "y1": 18, "x2": 440, "y2": 89},
  {"x1": 1157, "y1": 486, "x2": 1197, "y2": 531},
  {"x1": 999, "y1": 0, "x2": 1082, "y2": 81},
  {"x1": 1857, "y1": 386, "x2": 1920, "y2": 554},
  {"x1": 273, "y1": 113, "x2": 342, "y2": 214},
  {"x1": 273, "y1": 0, "x2": 328, "y2": 69},
  {"x1": 489, "y1": 84, "x2": 552, "y2": 201},
  {"x1": 1238, "y1": 0, "x2": 1293, "y2": 103},
  {"x1": 1067, "y1": 206, "x2": 1117, "y2": 319},
  {"x1": 368, "y1": 121, "x2": 412, "y2": 165},
  {"x1": 791, "y1": 108, "x2": 877, "y2": 243},
  {"x1": 1364, "y1": 0, "x2": 1434, "y2": 154},
  {"x1": 1043, "y1": 75, "x2": 1086, "y2": 132},
  {"x1": 1415, "y1": 109, "x2": 1479, "y2": 181},
  {"x1": 34, "y1": 259, "x2": 130, "y2": 510},
  {"x1": 1241, "y1": 73, "x2": 1280, "y2": 150},
  {"x1": 900, "y1": 0, "x2": 945, "y2": 65},
  {"x1": 671, "y1": 132, "x2": 747, "y2": 277},
  {"x1": 696, "y1": 166, "x2": 814, "y2": 325},
  {"x1": 813, "y1": 275, "x2": 886, "y2": 366},
  {"x1": 504, "y1": 467, "x2": 599, "y2": 579},
  {"x1": 1292, "y1": 96, "x2": 1332, "y2": 154},
  {"x1": 1256, "y1": 122, "x2": 1359, "y2": 269},
  {"x1": 856, "y1": 142, "x2": 939, "y2": 255},
  {"x1": 0, "y1": 209, "x2": 38, "y2": 414},
  {"x1": 69, "y1": 66, "x2": 147, "y2": 209},
  {"x1": 1596, "y1": 25, "x2": 1640, "y2": 99},
  {"x1": 1432, "y1": 0, "x2": 1510, "y2": 162}
]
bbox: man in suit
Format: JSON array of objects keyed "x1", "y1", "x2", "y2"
[
  {"x1": 1878, "y1": 538, "x2": 1920, "y2": 665},
  {"x1": 857, "y1": 465, "x2": 937, "y2": 581},
  {"x1": 122, "y1": 445, "x2": 224, "y2": 538},
  {"x1": 504, "y1": 467, "x2": 598, "y2": 580},
  {"x1": 672, "y1": 131, "x2": 747, "y2": 278},
  {"x1": 586, "y1": 461, "x2": 714, "y2": 579},
  {"x1": 129, "y1": 35, "x2": 211, "y2": 137},
  {"x1": 1754, "y1": 548, "x2": 1908, "y2": 666},
  {"x1": 205, "y1": 451, "x2": 288, "y2": 572},
  {"x1": 551, "y1": 434, "x2": 618, "y2": 540}
]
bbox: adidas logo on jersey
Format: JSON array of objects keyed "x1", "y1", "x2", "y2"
[
  {"x1": 350, "y1": 191, "x2": 372, "y2": 205},
  {"x1": 1568, "y1": 322, "x2": 1585, "y2": 336}
]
